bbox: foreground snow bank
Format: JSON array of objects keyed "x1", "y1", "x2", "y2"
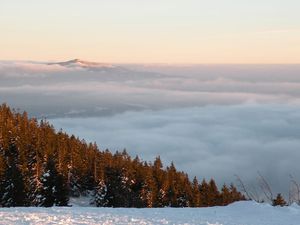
[{"x1": 0, "y1": 201, "x2": 299, "y2": 225}]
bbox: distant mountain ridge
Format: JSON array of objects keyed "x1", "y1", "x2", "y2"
[{"x1": 47, "y1": 59, "x2": 116, "y2": 69}]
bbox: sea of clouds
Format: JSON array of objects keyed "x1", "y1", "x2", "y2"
[{"x1": 1, "y1": 61, "x2": 300, "y2": 195}]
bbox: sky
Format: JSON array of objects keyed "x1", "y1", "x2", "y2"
[
  {"x1": 1, "y1": 0, "x2": 300, "y2": 63},
  {"x1": 1, "y1": 0, "x2": 300, "y2": 198}
]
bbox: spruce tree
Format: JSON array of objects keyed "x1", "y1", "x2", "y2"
[
  {"x1": 26, "y1": 143, "x2": 42, "y2": 206},
  {"x1": 273, "y1": 193, "x2": 286, "y2": 207},
  {"x1": 166, "y1": 162, "x2": 178, "y2": 207},
  {"x1": 0, "y1": 153, "x2": 6, "y2": 206},
  {"x1": 40, "y1": 158, "x2": 56, "y2": 207},
  {"x1": 105, "y1": 166, "x2": 132, "y2": 207},
  {"x1": 191, "y1": 177, "x2": 201, "y2": 207},
  {"x1": 1, "y1": 163, "x2": 26, "y2": 207},
  {"x1": 68, "y1": 167, "x2": 81, "y2": 197},
  {"x1": 221, "y1": 184, "x2": 231, "y2": 206},
  {"x1": 152, "y1": 156, "x2": 167, "y2": 207},
  {"x1": 40, "y1": 157, "x2": 69, "y2": 207},
  {"x1": 93, "y1": 180, "x2": 108, "y2": 207},
  {"x1": 199, "y1": 179, "x2": 209, "y2": 207},
  {"x1": 1, "y1": 141, "x2": 26, "y2": 207},
  {"x1": 208, "y1": 179, "x2": 220, "y2": 206},
  {"x1": 140, "y1": 164, "x2": 156, "y2": 207},
  {"x1": 229, "y1": 184, "x2": 245, "y2": 202},
  {"x1": 54, "y1": 173, "x2": 69, "y2": 206}
]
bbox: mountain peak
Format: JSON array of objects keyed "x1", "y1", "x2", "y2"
[{"x1": 48, "y1": 59, "x2": 115, "y2": 69}]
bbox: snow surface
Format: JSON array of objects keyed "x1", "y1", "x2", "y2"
[{"x1": 0, "y1": 201, "x2": 300, "y2": 225}]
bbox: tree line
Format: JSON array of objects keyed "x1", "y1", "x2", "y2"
[{"x1": 0, "y1": 104, "x2": 245, "y2": 207}]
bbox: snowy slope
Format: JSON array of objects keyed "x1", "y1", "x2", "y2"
[{"x1": 0, "y1": 201, "x2": 300, "y2": 225}]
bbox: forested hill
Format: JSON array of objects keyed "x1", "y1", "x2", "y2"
[{"x1": 0, "y1": 104, "x2": 245, "y2": 207}]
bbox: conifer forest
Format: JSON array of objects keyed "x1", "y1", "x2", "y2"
[{"x1": 0, "y1": 104, "x2": 245, "y2": 207}]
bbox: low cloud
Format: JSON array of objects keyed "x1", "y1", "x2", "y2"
[
  {"x1": 51, "y1": 104, "x2": 300, "y2": 195},
  {"x1": 1, "y1": 62, "x2": 300, "y2": 118},
  {"x1": 0, "y1": 61, "x2": 76, "y2": 77}
]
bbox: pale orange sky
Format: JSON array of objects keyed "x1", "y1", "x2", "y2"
[{"x1": 1, "y1": 0, "x2": 300, "y2": 64}]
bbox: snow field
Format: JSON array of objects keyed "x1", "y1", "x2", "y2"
[{"x1": 0, "y1": 201, "x2": 300, "y2": 225}]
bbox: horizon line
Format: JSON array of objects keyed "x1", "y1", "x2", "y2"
[{"x1": 1, "y1": 58, "x2": 300, "y2": 66}]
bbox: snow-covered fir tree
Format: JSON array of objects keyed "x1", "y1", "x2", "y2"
[
  {"x1": 1, "y1": 141, "x2": 26, "y2": 206},
  {"x1": 39, "y1": 157, "x2": 68, "y2": 207},
  {"x1": 92, "y1": 180, "x2": 108, "y2": 207},
  {"x1": 1, "y1": 163, "x2": 26, "y2": 206}
]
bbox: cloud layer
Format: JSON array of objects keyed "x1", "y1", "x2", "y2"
[
  {"x1": 50, "y1": 104, "x2": 300, "y2": 195},
  {"x1": 1, "y1": 61, "x2": 300, "y2": 194},
  {"x1": 1, "y1": 62, "x2": 300, "y2": 117}
]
